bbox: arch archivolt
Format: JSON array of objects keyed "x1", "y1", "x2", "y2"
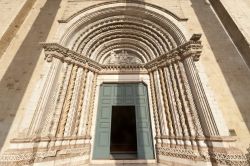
[
  {"x1": 79, "y1": 28, "x2": 164, "y2": 57},
  {"x1": 59, "y1": 4, "x2": 187, "y2": 57},
  {"x1": 70, "y1": 16, "x2": 176, "y2": 48},
  {"x1": 91, "y1": 38, "x2": 155, "y2": 63},
  {"x1": 69, "y1": 16, "x2": 177, "y2": 62}
]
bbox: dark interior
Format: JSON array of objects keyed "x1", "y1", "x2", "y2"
[{"x1": 110, "y1": 106, "x2": 137, "y2": 158}]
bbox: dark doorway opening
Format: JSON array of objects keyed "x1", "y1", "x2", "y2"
[{"x1": 110, "y1": 106, "x2": 137, "y2": 159}]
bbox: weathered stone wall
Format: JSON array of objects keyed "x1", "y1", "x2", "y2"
[
  {"x1": 61, "y1": 0, "x2": 185, "y2": 21},
  {"x1": 209, "y1": 0, "x2": 250, "y2": 67},
  {"x1": 0, "y1": 0, "x2": 63, "y2": 152},
  {"x1": 180, "y1": 0, "x2": 250, "y2": 153},
  {"x1": 0, "y1": 0, "x2": 27, "y2": 39}
]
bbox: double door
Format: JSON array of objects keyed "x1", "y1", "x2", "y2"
[{"x1": 93, "y1": 83, "x2": 154, "y2": 159}]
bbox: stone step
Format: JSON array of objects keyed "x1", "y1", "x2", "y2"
[{"x1": 89, "y1": 164, "x2": 162, "y2": 166}]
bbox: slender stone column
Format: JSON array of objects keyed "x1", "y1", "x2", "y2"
[
  {"x1": 41, "y1": 61, "x2": 67, "y2": 136},
  {"x1": 149, "y1": 72, "x2": 161, "y2": 143},
  {"x1": 163, "y1": 66, "x2": 184, "y2": 145},
  {"x1": 173, "y1": 62, "x2": 196, "y2": 147},
  {"x1": 183, "y1": 57, "x2": 219, "y2": 136},
  {"x1": 178, "y1": 62, "x2": 204, "y2": 138},
  {"x1": 49, "y1": 63, "x2": 73, "y2": 136},
  {"x1": 86, "y1": 73, "x2": 98, "y2": 139},
  {"x1": 163, "y1": 67, "x2": 183, "y2": 136},
  {"x1": 57, "y1": 64, "x2": 78, "y2": 137},
  {"x1": 64, "y1": 67, "x2": 83, "y2": 136},
  {"x1": 159, "y1": 69, "x2": 174, "y2": 135},
  {"x1": 72, "y1": 68, "x2": 88, "y2": 136},
  {"x1": 158, "y1": 68, "x2": 176, "y2": 146},
  {"x1": 153, "y1": 70, "x2": 170, "y2": 145},
  {"x1": 78, "y1": 71, "x2": 93, "y2": 136},
  {"x1": 27, "y1": 59, "x2": 61, "y2": 136},
  {"x1": 170, "y1": 64, "x2": 190, "y2": 146}
]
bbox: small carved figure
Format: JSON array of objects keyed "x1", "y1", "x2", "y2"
[
  {"x1": 108, "y1": 50, "x2": 118, "y2": 64},
  {"x1": 106, "y1": 50, "x2": 142, "y2": 65}
]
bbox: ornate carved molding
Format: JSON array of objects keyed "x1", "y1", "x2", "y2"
[
  {"x1": 149, "y1": 72, "x2": 161, "y2": 141},
  {"x1": 11, "y1": 34, "x2": 245, "y2": 166},
  {"x1": 157, "y1": 144, "x2": 248, "y2": 165},
  {"x1": 72, "y1": 68, "x2": 88, "y2": 136},
  {"x1": 104, "y1": 50, "x2": 142, "y2": 65},
  {"x1": 145, "y1": 34, "x2": 202, "y2": 71},
  {"x1": 41, "y1": 43, "x2": 102, "y2": 72},
  {"x1": 42, "y1": 34, "x2": 202, "y2": 75},
  {"x1": 60, "y1": 4, "x2": 187, "y2": 58},
  {"x1": 0, "y1": 144, "x2": 90, "y2": 165},
  {"x1": 247, "y1": 145, "x2": 250, "y2": 165},
  {"x1": 59, "y1": 1, "x2": 188, "y2": 23}
]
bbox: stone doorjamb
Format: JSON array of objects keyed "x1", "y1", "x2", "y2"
[{"x1": 90, "y1": 74, "x2": 157, "y2": 162}]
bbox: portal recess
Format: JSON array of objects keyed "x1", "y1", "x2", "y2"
[
  {"x1": 93, "y1": 83, "x2": 155, "y2": 160},
  {"x1": 110, "y1": 106, "x2": 137, "y2": 159}
]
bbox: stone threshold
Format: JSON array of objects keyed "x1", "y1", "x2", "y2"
[{"x1": 90, "y1": 159, "x2": 156, "y2": 164}]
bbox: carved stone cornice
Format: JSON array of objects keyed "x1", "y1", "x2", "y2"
[
  {"x1": 0, "y1": 144, "x2": 90, "y2": 165},
  {"x1": 10, "y1": 135, "x2": 91, "y2": 143},
  {"x1": 100, "y1": 64, "x2": 147, "y2": 74},
  {"x1": 42, "y1": 35, "x2": 202, "y2": 74},
  {"x1": 42, "y1": 43, "x2": 150, "y2": 73},
  {"x1": 157, "y1": 135, "x2": 236, "y2": 142},
  {"x1": 157, "y1": 144, "x2": 248, "y2": 165},
  {"x1": 145, "y1": 35, "x2": 202, "y2": 71},
  {"x1": 41, "y1": 43, "x2": 102, "y2": 72}
]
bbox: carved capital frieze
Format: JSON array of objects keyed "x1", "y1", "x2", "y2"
[
  {"x1": 41, "y1": 43, "x2": 102, "y2": 72},
  {"x1": 100, "y1": 64, "x2": 147, "y2": 74},
  {"x1": 42, "y1": 34, "x2": 202, "y2": 74},
  {"x1": 145, "y1": 34, "x2": 203, "y2": 71}
]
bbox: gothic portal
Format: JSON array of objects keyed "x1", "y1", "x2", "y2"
[{"x1": 0, "y1": 1, "x2": 249, "y2": 166}]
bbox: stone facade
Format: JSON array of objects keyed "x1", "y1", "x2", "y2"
[{"x1": 0, "y1": 0, "x2": 250, "y2": 165}]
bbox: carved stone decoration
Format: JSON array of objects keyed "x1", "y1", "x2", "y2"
[
  {"x1": 41, "y1": 43, "x2": 102, "y2": 72},
  {"x1": 247, "y1": 145, "x2": 250, "y2": 165},
  {"x1": 157, "y1": 145, "x2": 249, "y2": 165},
  {"x1": 105, "y1": 50, "x2": 142, "y2": 65},
  {"x1": 1, "y1": 34, "x2": 248, "y2": 166},
  {"x1": 0, "y1": 143, "x2": 90, "y2": 166},
  {"x1": 144, "y1": 35, "x2": 203, "y2": 71}
]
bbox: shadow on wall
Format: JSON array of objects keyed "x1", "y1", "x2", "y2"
[
  {"x1": 0, "y1": 0, "x2": 61, "y2": 149},
  {"x1": 190, "y1": 0, "x2": 250, "y2": 132}
]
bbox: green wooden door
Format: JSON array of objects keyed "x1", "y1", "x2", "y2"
[{"x1": 93, "y1": 83, "x2": 154, "y2": 159}]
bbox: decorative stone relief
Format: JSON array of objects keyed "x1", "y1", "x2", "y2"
[
  {"x1": 157, "y1": 145, "x2": 248, "y2": 165},
  {"x1": 105, "y1": 50, "x2": 142, "y2": 65},
  {"x1": 247, "y1": 145, "x2": 250, "y2": 165},
  {"x1": 0, "y1": 143, "x2": 90, "y2": 165},
  {"x1": 1, "y1": 34, "x2": 248, "y2": 166}
]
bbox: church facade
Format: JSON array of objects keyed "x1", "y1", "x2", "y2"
[{"x1": 0, "y1": 0, "x2": 250, "y2": 165}]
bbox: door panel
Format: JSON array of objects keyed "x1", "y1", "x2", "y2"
[{"x1": 93, "y1": 83, "x2": 154, "y2": 159}]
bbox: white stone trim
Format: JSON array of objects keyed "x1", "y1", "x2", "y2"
[{"x1": 90, "y1": 73, "x2": 157, "y2": 161}]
